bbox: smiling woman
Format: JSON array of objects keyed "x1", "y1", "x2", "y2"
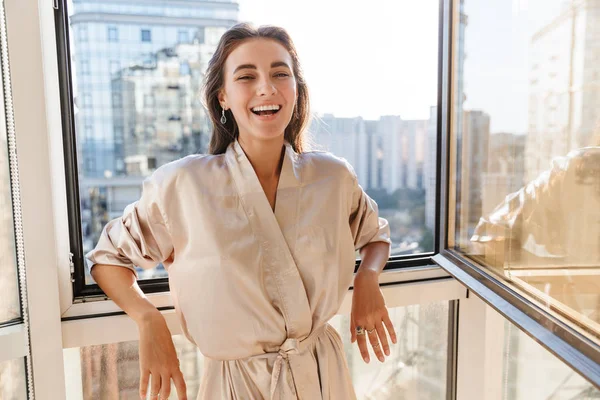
[
  {"x1": 202, "y1": 24, "x2": 311, "y2": 155},
  {"x1": 86, "y1": 22, "x2": 393, "y2": 400}
]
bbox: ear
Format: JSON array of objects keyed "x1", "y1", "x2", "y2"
[{"x1": 218, "y1": 88, "x2": 227, "y2": 110}]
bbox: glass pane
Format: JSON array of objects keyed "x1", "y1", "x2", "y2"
[
  {"x1": 330, "y1": 303, "x2": 449, "y2": 398},
  {"x1": 73, "y1": 1, "x2": 440, "y2": 284},
  {"x1": 0, "y1": 54, "x2": 19, "y2": 324},
  {"x1": 502, "y1": 316, "x2": 600, "y2": 399},
  {"x1": 64, "y1": 303, "x2": 449, "y2": 398},
  {"x1": 453, "y1": 0, "x2": 600, "y2": 340},
  {"x1": 0, "y1": 358, "x2": 27, "y2": 400}
]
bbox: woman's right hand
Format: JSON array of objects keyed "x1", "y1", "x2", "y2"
[{"x1": 138, "y1": 311, "x2": 187, "y2": 400}]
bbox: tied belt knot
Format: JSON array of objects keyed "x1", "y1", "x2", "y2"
[{"x1": 267, "y1": 324, "x2": 328, "y2": 399}]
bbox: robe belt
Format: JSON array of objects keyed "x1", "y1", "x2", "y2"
[{"x1": 255, "y1": 324, "x2": 328, "y2": 399}]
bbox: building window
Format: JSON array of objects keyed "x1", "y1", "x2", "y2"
[
  {"x1": 178, "y1": 30, "x2": 189, "y2": 43},
  {"x1": 84, "y1": 125, "x2": 93, "y2": 140},
  {"x1": 78, "y1": 25, "x2": 88, "y2": 42},
  {"x1": 82, "y1": 94, "x2": 92, "y2": 108},
  {"x1": 109, "y1": 60, "x2": 120, "y2": 75},
  {"x1": 80, "y1": 60, "x2": 90, "y2": 75},
  {"x1": 112, "y1": 93, "x2": 122, "y2": 107},
  {"x1": 108, "y1": 26, "x2": 118, "y2": 42},
  {"x1": 141, "y1": 29, "x2": 152, "y2": 42}
]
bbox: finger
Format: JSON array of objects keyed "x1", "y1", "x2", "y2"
[
  {"x1": 375, "y1": 321, "x2": 391, "y2": 357},
  {"x1": 159, "y1": 373, "x2": 171, "y2": 399},
  {"x1": 139, "y1": 369, "x2": 150, "y2": 399},
  {"x1": 356, "y1": 328, "x2": 370, "y2": 363},
  {"x1": 173, "y1": 371, "x2": 188, "y2": 400},
  {"x1": 350, "y1": 317, "x2": 356, "y2": 343},
  {"x1": 149, "y1": 373, "x2": 161, "y2": 399},
  {"x1": 367, "y1": 327, "x2": 384, "y2": 362},
  {"x1": 383, "y1": 313, "x2": 397, "y2": 344}
]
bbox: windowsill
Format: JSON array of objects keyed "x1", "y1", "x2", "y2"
[{"x1": 60, "y1": 266, "x2": 464, "y2": 349}]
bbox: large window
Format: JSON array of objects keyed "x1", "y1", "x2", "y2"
[
  {"x1": 64, "y1": 0, "x2": 441, "y2": 291},
  {"x1": 451, "y1": 0, "x2": 600, "y2": 344}
]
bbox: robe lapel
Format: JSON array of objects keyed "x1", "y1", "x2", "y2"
[{"x1": 225, "y1": 140, "x2": 313, "y2": 338}]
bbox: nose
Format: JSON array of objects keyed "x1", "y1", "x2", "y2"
[{"x1": 257, "y1": 77, "x2": 277, "y2": 96}]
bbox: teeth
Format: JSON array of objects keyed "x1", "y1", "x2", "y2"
[{"x1": 252, "y1": 105, "x2": 280, "y2": 112}]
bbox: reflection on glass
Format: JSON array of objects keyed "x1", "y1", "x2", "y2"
[
  {"x1": 454, "y1": 0, "x2": 600, "y2": 340},
  {"x1": 64, "y1": 304, "x2": 449, "y2": 399},
  {"x1": 70, "y1": 0, "x2": 440, "y2": 283},
  {"x1": 502, "y1": 318, "x2": 600, "y2": 399},
  {"x1": 0, "y1": 358, "x2": 27, "y2": 400},
  {"x1": 0, "y1": 76, "x2": 19, "y2": 323}
]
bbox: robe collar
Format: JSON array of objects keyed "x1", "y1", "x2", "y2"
[{"x1": 226, "y1": 138, "x2": 301, "y2": 196}]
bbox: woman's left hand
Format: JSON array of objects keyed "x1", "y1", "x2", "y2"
[{"x1": 350, "y1": 271, "x2": 397, "y2": 363}]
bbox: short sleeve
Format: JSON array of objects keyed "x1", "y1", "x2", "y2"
[
  {"x1": 346, "y1": 162, "x2": 391, "y2": 251},
  {"x1": 85, "y1": 171, "x2": 174, "y2": 279}
]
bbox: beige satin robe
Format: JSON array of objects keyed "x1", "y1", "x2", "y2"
[{"x1": 86, "y1": 139, "x2": 391, "y2": 399}]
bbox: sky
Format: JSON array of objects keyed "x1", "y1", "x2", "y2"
[
  {"x1": 239, "y1": 0, "x2": 569, "y2": 132},
  {"x1": 238, "y1": 0, "x2": 440, "y2": 121}
]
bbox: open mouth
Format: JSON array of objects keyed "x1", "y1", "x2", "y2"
[{"x1": 251, "y1": 104, "x2": 281, "y2": 117}]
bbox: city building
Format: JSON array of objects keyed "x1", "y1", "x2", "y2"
[
  {"x1": 526, "y1": 0, "x2": 600, "y2": 181},
  {"x1": 70, "y1": 0, "x2": 238, "y2": 178},
  {"x1": 458, "y1": 110, "x2": 490, "y2": 243}
]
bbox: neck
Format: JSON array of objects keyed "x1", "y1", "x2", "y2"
[{"x1": 237, "y1": 135, "x2": 286, "y2": 181}]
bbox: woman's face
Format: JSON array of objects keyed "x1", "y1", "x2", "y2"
[{"x1": 219, "y1": 38, "x2": 297, "y2": 144}]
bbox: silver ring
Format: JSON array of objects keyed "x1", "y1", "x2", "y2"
[
  {"x1": 356, "y1": 326, "x2": 366, "y2": 335},
  {"x1": 372, "y1": 343, "x2": 380, "y2": 348},
  {"x1": 367, "y1": 328, "x2": 376, "y2": 334}
]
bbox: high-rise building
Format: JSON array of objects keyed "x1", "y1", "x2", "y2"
[
  {"x1": 372, "y1": 116, "x2": 428, "y2": 193},
  {"x1": 113, "y1": 42, "x2": 214, "y2": 176},
  {"x1": 526, "y1": 0, "x2": 600, "y2": 181},
  {"x1": 458, "y1": 110, "x2": 490, "y2": 243},
  {"x1": 425, "y1": 106, "x2": 437, "y2": 231},
  {"x1": 70, "y1": 0, "x2": 238, "y2": 178},
  {"x1": 310, "y1": 114, "x2": 370, "y2": 187},
  {"x1": 481, "y1": 133, "x2": 526, "y2": 217}
]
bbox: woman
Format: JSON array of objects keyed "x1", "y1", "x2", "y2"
[{"x1": 87, "y1": 23, "x2": 395, "y2": 400}]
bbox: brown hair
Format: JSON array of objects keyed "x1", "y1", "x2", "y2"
[{"x1": 202, "y1": 23, "x2": 311, "y2": 154}]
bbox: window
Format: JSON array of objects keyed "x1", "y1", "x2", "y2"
[
  {"x1": 81, "y1": 93, "x2": 91, "y2": 108},
  {"x1": 78, "y1": 25, "x2": 87, "y2": 42},
  {"x1": 80, "y1": 59, "x2": 90, "y2": 75},
  {"x1": 63, "y1": 0, "x2": 441, "y2": 290},
  {"x1": 112, "y1": 93, "x2": 122, "y2": 107},
  {"x1": 450, "y1": 0, "x2": 600, "y2": 356},
  {"x1": 109, "y1": 60, "x2": 120, "y2": 75},
  {"x1": 107, "y1": 26, "x2": 118, "y2": 42},
  {"x1": 502, "y1": 316, "x2": 600, "y2": 398},
  {"x1": 0, "y1": 358, "x2": 27, "y2": 399},
  {"x1": 141, "y1": 28, "x2": 151, "y2": 42},
  {"x1": 177, "y1": 29, "x2": 189, "y2": 43}
]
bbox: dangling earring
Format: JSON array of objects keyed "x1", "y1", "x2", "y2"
[{"x1": 220, "y1": 108, "x2": 227, "y2": 124}]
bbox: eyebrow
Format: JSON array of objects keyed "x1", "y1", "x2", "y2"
[{"x1": 233, "y1": 61, "x2": 291, "y2": 74}]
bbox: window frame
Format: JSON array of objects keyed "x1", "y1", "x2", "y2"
[{"x1": 432, "y1": 0, "x2": 600, "y2": 390}]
